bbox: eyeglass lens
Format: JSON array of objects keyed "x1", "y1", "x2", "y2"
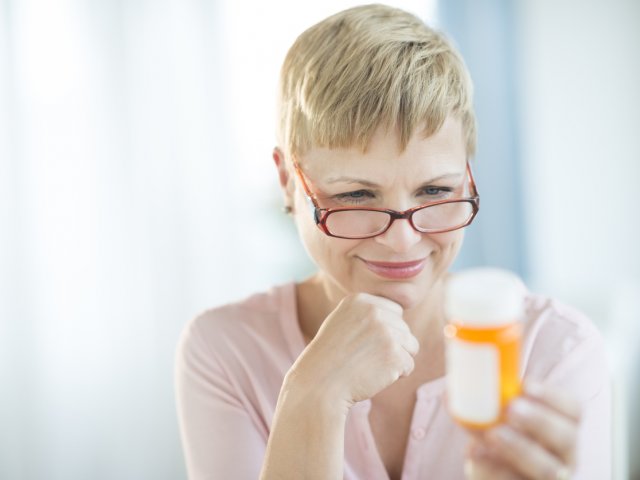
[{"x1": 324, "y1": 201, "x2": 474, "y2": 238}]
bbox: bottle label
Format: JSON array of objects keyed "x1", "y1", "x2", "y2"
[{"x1": 446, "y1": 338, "x2": 500, "y2": 424}]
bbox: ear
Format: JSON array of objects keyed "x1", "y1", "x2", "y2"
[
  {"x1": 272, "y1": 146, "x2": 295, "y2": 203},
  {"x1": 272, "y1": 147, "x2": 289, "y2": 188}
]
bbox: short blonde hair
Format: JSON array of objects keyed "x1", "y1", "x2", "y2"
[{"x1": 277, "y1": 4, "x2": 476, "y2": 159}]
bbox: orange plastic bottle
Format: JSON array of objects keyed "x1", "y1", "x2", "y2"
[{"x1": 444, "y1": 268, "x2": 525, "y2": 429}]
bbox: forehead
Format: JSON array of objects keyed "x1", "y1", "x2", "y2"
[{"x1": 299, "y1": 116, "x2": 467, "y2": 180}]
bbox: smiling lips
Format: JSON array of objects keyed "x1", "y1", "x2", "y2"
[{"x1": 361, "y1": 258, "x2": 427, "y2": 279}]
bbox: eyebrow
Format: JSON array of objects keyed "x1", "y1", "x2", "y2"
[{"x1": 324, "y1": 172, "x2": 463, "y2": 187}]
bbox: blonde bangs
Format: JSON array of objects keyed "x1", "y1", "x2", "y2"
[{"x1": 277, "y1": 4, "x2": 476, "y2": 159}]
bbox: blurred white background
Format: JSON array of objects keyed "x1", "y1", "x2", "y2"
[{"x1": 0, "y1": 0, "x2": 638, "y2": 479}]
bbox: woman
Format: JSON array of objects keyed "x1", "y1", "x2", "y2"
[{"x1": 175, "y1": 5, "x2": 610, "y2": 479}]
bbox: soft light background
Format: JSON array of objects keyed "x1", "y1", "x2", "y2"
[{"x1": 0, "y1": 0, "x2": 638, "y2": 479}]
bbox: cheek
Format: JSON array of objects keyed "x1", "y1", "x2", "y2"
[
  {"x1": 294, "y1": 213, "x2": 322, "y2": 264},
  {"x1": 430, "y1": 229, "x2": 463, "y2": 248},
  {"x1": 430, "y1": 230, "x2": 464, "y2": 266},
  {"x1": 294, "y1": 210, "x2": 357, "y2": 268}
]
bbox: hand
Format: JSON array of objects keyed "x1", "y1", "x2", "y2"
[
  {"x1": 465, "y1": 383, "x2": 581, "y2": 480},
  {"x1": 287, "y1": 293, "x2": 420, "y2": 407}
]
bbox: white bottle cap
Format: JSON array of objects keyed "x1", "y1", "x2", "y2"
[{"x1": 445, "y1": 267, "x2": 526, "y2": 327}]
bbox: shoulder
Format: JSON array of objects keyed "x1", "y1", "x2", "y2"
[
  {"x1": 181, "y1": 282, "x2": 295, "y2": 350},
  {"x1": 176, "y1": 282, "x2": 300, "y2": 374},
  {"x1": 521, "y1": 292, "x2": 609, "y2": 398},
  {"x1": 191, "y1": 283, "x2": 291, "y2": 335}
]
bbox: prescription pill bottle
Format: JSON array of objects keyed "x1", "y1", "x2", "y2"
[{"x1": 443, "y1": 267, "x2": 525, "y2": 430}]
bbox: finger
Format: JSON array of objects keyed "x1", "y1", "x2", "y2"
[
  {"x1": 388, "y1": 328, "x2": 420, "y2": 356},
  {"x1": 486, "y1": 425, "x2": 570, "y2": 480},
  {"x1": 357, "y1": 293, "x2": 404, "y2": 314},
  {"x1": 397, "y1": 347, "x2": 416, "y2": 377},
  {"x1": 466, "y1": 439, "x2": 524, "y2": 479},
  {"x1": 524, "y1": 382, "x2": 582, "y2": 422},
  {"x1": 507, "y1": 398, "x2": 577, "y2": 464},
  {"x1": 464, "y1": 457, "x2": 522, "y2": 480},
  {"x1": 382, "y1": 314, "x2": 412, "y2": 334},
  {"x1": 406, "y1": 333, "x2": 420, "y2": 356},
  {"x1": 376, "y1": 312, "x2": 419, "y2": 356}
]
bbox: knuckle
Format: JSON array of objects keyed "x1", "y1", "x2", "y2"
[
  {"x1": 362, "y1": 301, "x2": 382, "y2": 318},
  {"x1": 367, "y1": 316, "x2": 389, "y2": 336},
  {"x1": 408, "y1": 334, "x2": 420, "y2": 354},
  {"x1": 372, "y1": 307, "x2": 388, "y2": 323},
  {"x1": 382, "y1": 339, "x2": 398, "y2": 358},
  {"x1": 380, "y1": 343, "x2": 402, "y2": 368},
  {"x1": 404, "y1": 356, "x2": 415, "y2": 375},
  {"x1": 343, "y1": 293, "x2": 370, "y2": 308},
  {"x1": 352, "y1": 292, "x2": 374, "y2": 304}
]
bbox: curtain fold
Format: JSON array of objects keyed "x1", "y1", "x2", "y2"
[
  {"x1": 0, "y1": 1, "x2": 234, "y2": 478},
  {"x1": 0, "y1": 1, "x2": 450, "y2": 478},
  {"x1": 439, "y1": 0, "x2": 526, "y2": 279}
]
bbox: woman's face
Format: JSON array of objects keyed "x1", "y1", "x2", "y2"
[{"x1": 288, "y1": 116, "x2": 469, "y2": 310}]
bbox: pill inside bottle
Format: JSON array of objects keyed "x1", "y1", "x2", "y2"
[{"x1": 443, "y1": 268, "x2": 526, "y2": 430}]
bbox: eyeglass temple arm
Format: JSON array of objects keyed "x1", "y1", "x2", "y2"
[
  {"x1": 292, "y1": 157, "x2": 321, "y2": 204},
  {"x1": 466, "y1": 161, "x2": 480, "y2": 199}
]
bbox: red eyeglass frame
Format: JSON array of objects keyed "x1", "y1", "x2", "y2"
[{"x1": 291, "y1": 156, "x2": 481, "y2": 239}]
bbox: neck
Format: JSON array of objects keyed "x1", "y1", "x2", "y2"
[{"x1": 404, "y1": 279, "x2": 447, "y2": 349}]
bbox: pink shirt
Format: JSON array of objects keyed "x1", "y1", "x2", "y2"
[{"x1": 175, "y1": 282, "x2": 611, "y2": 479}]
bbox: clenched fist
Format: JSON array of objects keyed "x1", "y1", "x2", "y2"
[{"x1": 287, "y1": 292, "x2": 420, "y2": 408}]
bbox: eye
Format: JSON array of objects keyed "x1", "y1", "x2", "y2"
[
  {"x1": 421, "y1": 186, "x2": 453, "y2": 197},
  {"x1": 334, "y1": 190, "x2": 376, "y2": 204}
]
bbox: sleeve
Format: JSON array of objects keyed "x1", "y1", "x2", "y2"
[
  {"x1": 544, "y1": 331, "x2": 612, "y2": 480},
  {"x1": 174, "y1": 320, "x2": 267, "y2": 480}
]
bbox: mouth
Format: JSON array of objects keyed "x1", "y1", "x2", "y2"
[{"x1": 360, "y1": 258, "x2": 427, "y2": 280}]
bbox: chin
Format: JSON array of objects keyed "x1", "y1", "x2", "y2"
[{"x1": 364, "y1": 278, "x2": 432, "y2": 310}]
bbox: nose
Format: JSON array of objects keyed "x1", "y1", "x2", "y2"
[{"x1": 373, "y1": 217, "x2": 422, "y2": 253}]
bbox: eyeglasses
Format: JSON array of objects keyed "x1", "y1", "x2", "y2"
[{"x1": 291, "y1": 157, "x2": 480, "y2": 239}]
